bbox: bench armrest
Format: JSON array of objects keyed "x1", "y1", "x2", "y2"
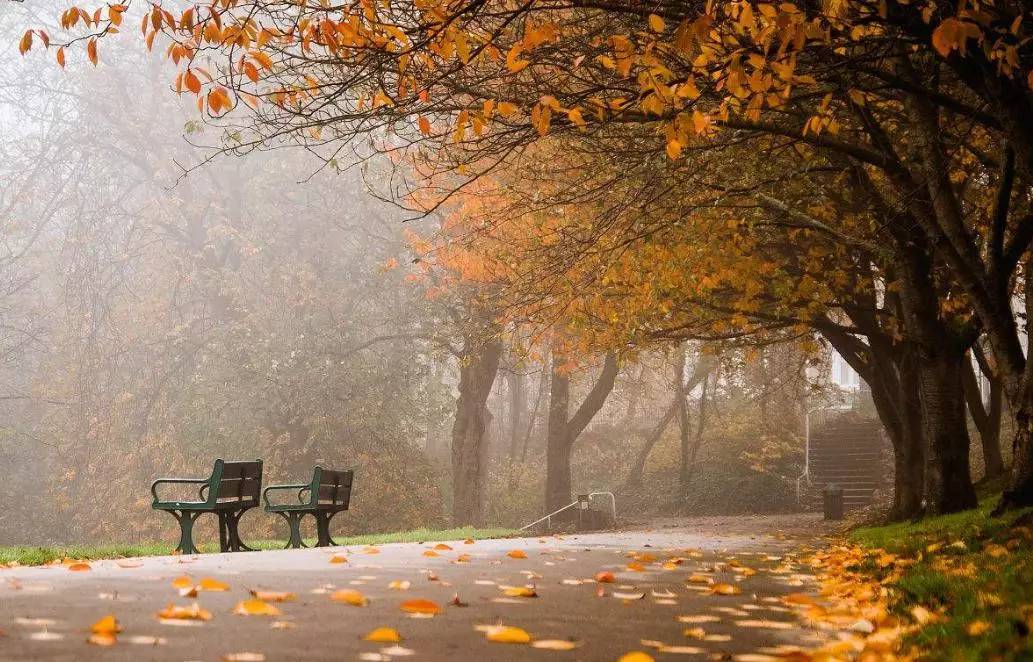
[
  {"x1": 151, "y1": 478, "x2": 209, "y2": 504},
  {"x1": 262, "y1": 484, "x2": 310, "y2": 508}
]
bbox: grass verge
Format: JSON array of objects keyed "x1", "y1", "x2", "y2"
[
  {"x1": 0, "y1": 526, "x2": 516, "y2": 566},
  {"x1": 849, "y1": 492, "x2": 1033, "y2": 659}
]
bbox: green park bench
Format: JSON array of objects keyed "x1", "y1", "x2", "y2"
[
  {"x1": 263, "y1": 466, "x2": 354, "y2": 549},
  {"x1": 151, "y1": 459, "x2": 263, "y2": 555}
]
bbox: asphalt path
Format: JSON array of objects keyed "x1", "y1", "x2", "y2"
[{"x1": 0, "y1": 514, "x2": 837, "y2": 661}]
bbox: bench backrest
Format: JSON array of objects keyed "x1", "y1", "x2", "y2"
[
  {"x1": 309, "y1": 466, "x2": 353, "y2": 509},
  {"x1": 208, "y1": 459, "x2": 263, "y2": 507}
]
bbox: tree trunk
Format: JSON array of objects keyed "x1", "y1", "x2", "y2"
[
  {"x1": 450, "y1": 334, "x2": 503, "y2": 526},
  {"x1": 962, "y1": 351, "x2": 1006, "y2": 480},
  {"x1": 506, "y1": 368, "x2": 526, "y2": 461},
  {"x1": 544, "y1": 349, "x2": 619, "y2": 512},
  {"x1": 918, "y1": 349, "x2": 978, "y2": 514},
  {"x1": 624, "y1": 396, "x2": 680, "y2": 489},
  {"x1": 544, "y1": 359, "x2": 572, "y2": 513},
  {"x1": 820, "y1": 323, "x2": 925, "y2": 520}
]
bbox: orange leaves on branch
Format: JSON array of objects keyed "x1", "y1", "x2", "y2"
[
  {"x1": 18, "y1": 31, "x2": 33, "y2": 55},
  {"x1": 931, "y1": 17, "x2": 981, "y2": 57}
]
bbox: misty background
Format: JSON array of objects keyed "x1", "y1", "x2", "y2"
[{"x1": 0, "y1": 3, "x2": 859, "y2": 547}]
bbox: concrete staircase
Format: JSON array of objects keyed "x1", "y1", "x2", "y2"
[{"x1": 802, "y1": 412, "x2": 888, "y2": 511}]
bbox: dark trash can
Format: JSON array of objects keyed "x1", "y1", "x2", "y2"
[{"x1": 824, "y1": 483, "x2": 844, "y2": 520}]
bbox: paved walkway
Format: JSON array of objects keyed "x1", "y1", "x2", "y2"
[{"x1": 0, "y1": 514, "x2": 837, "y2": 661}]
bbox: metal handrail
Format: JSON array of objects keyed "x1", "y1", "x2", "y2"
[{"x1": 519, "y1": 492, "x2": 617, "y2": 532}]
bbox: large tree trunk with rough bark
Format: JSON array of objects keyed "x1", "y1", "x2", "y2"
[
  {"x1": 450, "y1": 332, "x2": 503, "y2": 527},
  {"x1": 918, "y1": 347, "x2": 978, "y2": 514},
  {"x1": 544, "y1": 349, "x2": 619, "y2": 512}
]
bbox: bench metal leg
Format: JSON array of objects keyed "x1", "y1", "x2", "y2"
[
  {"x1": 314, "y1": 511, "x2": 338, "y2": 547},
  {"x1": 169, "y1": 510, "x2": 201, "y2": 555},
  {"x1": 276, "y1": 512, "x2": 307, "y2": 549},
  {"x1": 222, "y1": 510, "x2": 256, "y2": 552}
]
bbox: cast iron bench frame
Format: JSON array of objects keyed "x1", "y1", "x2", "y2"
[
  {"x1": 151, "y1": 459, "x2": 263, "y2": 555},
  {"x1": 263, "y1": 466, "x2": 353, "y2": 548}
]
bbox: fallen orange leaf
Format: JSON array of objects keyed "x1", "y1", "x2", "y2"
[
  {"x1": 507, "y1": 550, "x2": 528, "y2": 559},
  {"x1": 422, "y1": 550, "x2": 439, "y2": 557},
  {"x1": 87, "y1": 633, "x2": 117, "y2": 646},
  {"x1": 68, "y1": 562, "x2": 91, "y2": 572},
  {"x1": 617, "y1": 651, "x2": 654, "y2": 662},
  {"x1": 434, "y1": 543, "x2": 453, "y2": 551},
  {"x1": 329, "y1": 555, "x2": 348, "y2": 564},
  {"x1": 233, "y1": 599, "x2": 281, "y2": 617},
  {"x1": 171, "y1": 576, "x2": 193, "y2": 589},
  {"x1": 330, "y1": 589, "x2": 368, "y2": 606},
  {"x1": 199, "y1": 578, "x2": 230, "y2": 592},
  {"x1": 484, "y1": 625, "x2": 532, "y2": 643},
  {"x1": 156, "y1": 603, "x2": 212, "y2": 622},
  {"x1": 91, "y1": 615, "x2": 121, "y2": 635},
  {"x1": 400, "y1": 598, "x2": 442, "y2": 615},
  {"x1": 706, "y1": 583, "x2": 742, "y2": 596},
  {"x1": 364, "y1": 627, "x2": 402, "y2": 643},
  {"x1": 595, "y1": 571, "x2": 616, "y2": 583}
]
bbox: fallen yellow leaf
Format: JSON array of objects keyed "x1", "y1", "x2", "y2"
[
  {"x1": 966, "y1": 620, "x2": 991, "y2": 636},
  {"x1": 330, "y1": 589, "x2": 368, "y2": 606},
  {"x1": 501, "y1": 586, "x2": 538, "y2": 598},
  {"x1": 531, "y1": 639, "x2": 580, "y2": 650},
  {"x1": 199, "y1": 578, "x2": 230, "y2": 591},
  {"x1": 250, "y1": 590, "x2": 295, "y2": 602},
  {"x1": 233, "y1": 599, "x2": 282, "y2": 617},
  {"x1": 156, "y1": 603, "x2": 212, "y2": 622},
  {"x1": 485, "y1": 625, "x2": 532, "y2": 643},
  {"x1": 706, "y1": 583, "x2": 741, "y2": 596},
  {"x1": 364, "y1": 627, "x2": 402, "y2": 642},
  {"x1": 329, "y1": 555, "x2": 348, "y2": 564}
]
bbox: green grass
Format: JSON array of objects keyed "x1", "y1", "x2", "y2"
[
  {"x1": 0, "y1": 526, "x2": 516, "y2": 566},
  {"x1": 848, "y1": 493, "x2": 1033, "y2": 660}
]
